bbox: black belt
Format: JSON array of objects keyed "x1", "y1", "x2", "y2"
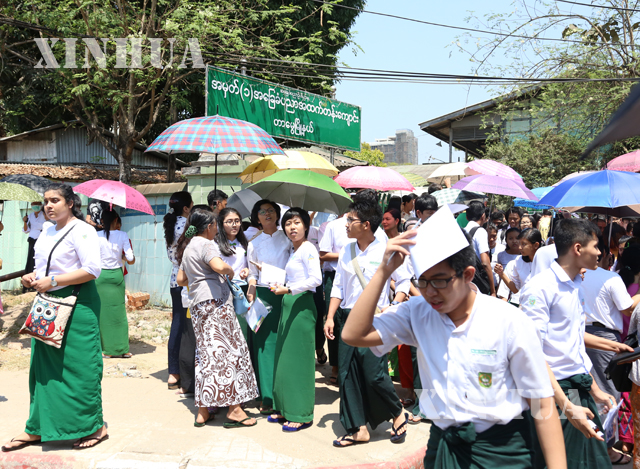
[{"x1": 591, "y1": 322, "x2": 607, "y2": 328}]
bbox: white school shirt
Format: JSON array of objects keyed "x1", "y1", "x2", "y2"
[
  {"x1": 496, "y1": 251, "x2": 519, "y2": 299},
  {"x1": 97, "y1": 230, "x2": 134, "y2": 269},
  {"x1": 34, "y1": 219, "x2": 102, "y2": 291},
  {"x1": 166, "y1": 216, "x2": 187, "y2": 288},
  {"x1": 221, "y1": 241, "x2": 248, "y2": 281},
  {"x1": 24, "y1": 211, "x2": 46, "y2": 239},
  {"x1": 582, "y1": 267, "x2": 633, "y2": 333},
  {"x1": 465, "y1": 221, "x2": 489, "y2": 259},
  {"x1": 247, "y1": 230, "x2": 291, "y2": 286},
  {"x1": 308, "y1": 226, "x2": 321, "y2": 253},
  {"x1": 530, "y1": 244, "x2": 557, "y2": 277},
  {"x1": 318, "y1": 216, "x2": 350, "y2": 272},
  {"x1": 285, "y1": 241, "x2": 322, "y2": 295},
  {"x1": 330, "y1": 237, "x2": 411, "y2": 310},
  {"x1": 520, "y1": 261, "x2": 592, "y2": 380},
  {"x1": 371, "y1": 294, "x2": 553, "y2": 433},
  {"x1": 500, "y1": 256, "x2": 533, "y2": 304}
]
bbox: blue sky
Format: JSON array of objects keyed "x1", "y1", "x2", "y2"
[{"x1": 335, "y1": 0, "x2": 514, "y2": 164}]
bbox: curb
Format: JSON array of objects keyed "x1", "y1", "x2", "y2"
[
  {"x1": 0, "y1": 453, "x2": 83, "y2": 469},
  {"x1": 314, "y1": 446, "x2": 426, "y2": 469}
]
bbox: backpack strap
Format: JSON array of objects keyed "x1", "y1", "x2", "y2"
[{"x1": 350, "y1": 243, "x2": 382, "y2": 315}]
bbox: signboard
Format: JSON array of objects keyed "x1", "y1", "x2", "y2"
[{"x1": 206, "y1": 66, "x2": 361, "y2": 151}]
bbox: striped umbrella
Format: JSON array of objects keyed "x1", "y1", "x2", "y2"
[{"x1": 146, "y1": 115, "x2": 284, "y2": 190}]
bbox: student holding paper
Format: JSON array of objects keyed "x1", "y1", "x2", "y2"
[
  {"x1": 325, "y1": 196, "x2": 412, "y2": 447},
  {"x1": 246, "y1": 200, "x2": 292, "y2": 415},
  {"x1": 268, "y1": 208, "x2": 322, "y2": 431},
  {"x1": 342, "y1": 207, "x2": 566, "y2": 469}
]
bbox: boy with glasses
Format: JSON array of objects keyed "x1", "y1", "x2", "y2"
[
  {"x1": 324, "y1": 197, "x2": 412, "y2": 447},
  {"x1": 341, "y1": 207, "x2": 566, "y2": 468}
]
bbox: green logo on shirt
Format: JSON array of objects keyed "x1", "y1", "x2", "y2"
[
  {"x1": 471, "y1": 349, "x2": 496, "y2": 356},
  {"x1": 527, "y1": 297, "x2": 536, "y2": 307},
  {"x1": 478, "y1": 372, "x2": 492, "y2": 388}
]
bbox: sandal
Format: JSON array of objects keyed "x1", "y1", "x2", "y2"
[
  {"x1": 611, "y1": 452, "x2": 631, "y2": 465},
  {"x1": 72, "y1": 434, "x2": 109, "y2": 450},
  {"x1": 390, "y1": 413, "x2": 408, "y2": 444},
  {"x1": 259, "y1": 407, "x2": 274, "y2": 415},
  {"x1": 267, "y1": 413, "x2": 286, "y2": 424},
  {"x1": 1, "y1": 438, "x2": 42, "y2": 452},
  {"x1": 194, "y1": 413, "x2": 215, "y2": 427},
  {"x1": 282, "y1": 421, "x2": 312, "y2": 432},
  {"x1": 329, "y1": 376, "x2": 338, "y2": 385},
  {"x1": 103, "y1": 353, "x2": 133, "y2": 359},
  {"x1": 400, "y1": 398, "x2": 415, "y2": 408},
  {"x1": 168, "y1": 379, "x2": 181, "y2": 390},
  {"x1": 332, "y1": 433, "x2": 368, "y2": 448},
  {"x1": 317, "y1": 349, "x2": 328, "y2": 365},
  {"x1": 223, "y1": 417, "x2": 257, "y2": 428}
]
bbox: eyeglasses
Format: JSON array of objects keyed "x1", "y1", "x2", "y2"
[
  {"x1": 346, "y1": 217, "x2": 362, "y2": 226},
  {"x1": 411, "y1": 276, "x2": 456, "y2": 289},
  {"x1": 258, "y1": 208, "x2": 276, "y2": 215},
  {"x1": 224, "y1": 220, "x2": 241, "y2": 226}
]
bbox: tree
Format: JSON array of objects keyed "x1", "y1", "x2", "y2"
[
  {"x1": 345, "y1": 142, "x2": 386, "y2": 166},
  {"x1": 456, "y1": 0, "x2": 640, "y2": 164},
  {"x1": 0, "y1": 0, "x2": 363, "y2": 183}
]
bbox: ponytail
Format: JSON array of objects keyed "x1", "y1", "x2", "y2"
[
  {"x1": 176, "y1": 209, "x2": 217, "y2": 265},
  {"x1": 101, "y1": 208, "x2": 119, "y2": 240},
  {"x1": 618, "y1": 244, "x2": 640, "y2": 288},
  {"x1": 164, "y1": 191, "x2": 193, "y2": 247}
]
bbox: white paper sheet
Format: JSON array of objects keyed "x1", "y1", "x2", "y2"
[
  {"x1": 245, "y1": 297, "x2": 272, "y2": 333},
  {"x1": 259, "y1": 263, "x2": 286, "y2": 286}
]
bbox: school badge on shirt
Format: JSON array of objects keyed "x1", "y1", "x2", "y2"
[{"x1": 478, "y1": 372, "x2": 492, "y2": 388}]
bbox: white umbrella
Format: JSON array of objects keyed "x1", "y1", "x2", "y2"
[{"x1": 428, "y1": 162, "x2": 468, "y2": 180}]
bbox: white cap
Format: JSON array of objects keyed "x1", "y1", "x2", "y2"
[{"x1": 408, "y1": 205, "x2": 470, "y2": 278}]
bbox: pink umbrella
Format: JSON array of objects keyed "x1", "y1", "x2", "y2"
[
  {"x1": 453, "y1": 174, "x2": 538, "y2": 200},
  {"x1": 606, "y1": 149, "x2": 640, "y2": 172},
  {"x1": 464, "y1": 159, "x2": 522, "y2": 180},
  {"x1": 334, "y1": 167, "x2": 415, "y2": 191},
  {"x1": 73, "y1": 179, "x2": 155, "y2": 215}
]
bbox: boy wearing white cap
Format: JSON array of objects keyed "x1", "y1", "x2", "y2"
[{"x1": 342, "y1": 207, "x2": 566, "y2": 469}]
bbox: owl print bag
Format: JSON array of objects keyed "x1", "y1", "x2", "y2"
[{"x1": 20, "y1": 225, "x2": 81, "y2": 348}]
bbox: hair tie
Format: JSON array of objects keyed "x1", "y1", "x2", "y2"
[
  {"x1": 185, "y1": 225, "x2": 198, "y2": 238},
  {"x1": 625, "y1": 265, "x2": 632, "y2": 271},
  {"x1": 167, "y1": 207, "x2": 174, "y2": 214}
]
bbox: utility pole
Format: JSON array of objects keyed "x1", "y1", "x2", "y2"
[
  {"x1": 167, "y1": 101, "x2": 177, "y2": 182},
  {"x1": 330, "y1": 85, "x2": 337, "y2": 165},
  {"x1": 448, "y1": 129, "x2": 453, "y2": 163}
]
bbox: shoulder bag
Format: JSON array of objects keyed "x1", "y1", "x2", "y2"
[
  {"x1": 227, "y1": 277, "x2": 251, "y2": 316},
  {"x1": 468, "y1": 226, "x2": 492, "y2": 295},
  {"x1": 605, "y1": 331, "x2": 639, "y2": 393},
  {"x1": 19, "y1": 224, "x2": 81, "y2": 348},
  {"x1": 350, "y1": 243, "x2": 382, "y2": 315}
]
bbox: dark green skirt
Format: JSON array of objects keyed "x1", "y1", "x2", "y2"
[
  {"x1": 424, "y1": 414, "x2": 535, "y2": 469},
  {"x1": 25, "y1": 281, "x2": 104, "y2": 441},
  {"x1": 336, "y1": 308, "x2": 403, "y2": 433},
  {"x1": 251, "y1": 286, "x2": 283, "y2": 408},
  {"x1": 96, "y1": 267, "x2": 129, "y2": 355},
  {"x1": 273, "y1": 291, "x2": 317, "y2": 422}
]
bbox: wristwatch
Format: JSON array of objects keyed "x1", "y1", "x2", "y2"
[
  {"x1": 287, "y1": 287, "x2": 292, "y2": 295},
  {"x1": 51, "y1": 276, "x2": 58, "y2": 287},
  {"x1": 391, "y1": 300, "x2": 400, "y2": 306}
]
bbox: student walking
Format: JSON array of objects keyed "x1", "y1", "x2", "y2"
[
  {"x1": 177, "y1": 209, "x2": 258, "y2": 428},
  {"x1": 22, "y1": 200, "x2": 46, "y2": 292},
  {"x1": 268, "y1": 208, "x2": 322, "y2": 431}
]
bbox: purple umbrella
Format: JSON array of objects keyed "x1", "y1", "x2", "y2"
[
  {"x1": 453, "y1": 174, "x2": 538, "y2": 200},
  {"x1": 464, "y1": 159, "x2": 522, "y2": 180}
]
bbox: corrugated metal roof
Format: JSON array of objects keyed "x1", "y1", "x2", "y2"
[
  {"x1": 134, "y1": 182, "x2": 187, "y2": 195},
  {"x1": 285, "y1": 146, "x2": 367, "y2": 168}
]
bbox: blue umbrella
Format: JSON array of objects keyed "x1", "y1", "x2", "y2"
[
  {"x1": 514, "y1": 186, "x2": 554, "y2": 210},
  {"x1": 538, "y1": 170, "x2": 640, "y2": 209}
]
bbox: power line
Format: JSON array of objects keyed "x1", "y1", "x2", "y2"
[
  {"x1": 556, "y1": 0, "x2": 640, "y2": 12},
  {"x1": 311, "y1": 0, "x2": 640, "y2": 46}
]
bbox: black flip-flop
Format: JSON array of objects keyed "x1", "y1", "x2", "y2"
[
  {"x1": 611, "y1": 452, "x2": 631, "y2": 465},
  {"x1": 332, "y1": 434, "x2": 368, "y2": 448},
  {"x1": 72, "y1": 434, "x2": 109, "y2": 450},
  {"x1": 223, "y1": 417, "x2": 257, "y2": 428},
  {"x1": 317, "y1": 349, "x2": 328, "y2": 365},
  {"x1": 168, "y1": 380, "x2": 181, "y2": 390},
  {"x1": 390, "y1": 413, "x2": 408, "y2": 444},
  {"x1": 329, "y1": 376, "x2": 338, "y2": 385},
  {"x1": 1, "y1": 438, "x2": 42, "y2": 452}
]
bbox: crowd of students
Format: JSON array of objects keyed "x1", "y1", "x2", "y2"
[{"x1": 8, "y1": 181, "x2": 640, "y2": 469}]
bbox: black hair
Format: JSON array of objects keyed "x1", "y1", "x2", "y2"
[
  {"x1": 486, "y1": 223, "x2": 498, "y2": 234},
  {"x1": 216, "y1": 207, "x2": 249, "y2": 257},
  {"x1": 542, "y1": 209, "x2": 552, "y2": 216},
  {"x1": 101, "y1": 208, "x2": 120, "y2": 240},
  {"x1": 597, "y1": 236, "x2": 611, "y2": 263},
  {"x1": 45, "y1": 183, "x2": 84, "y2": 220},
  {"x1": 72, "y1": 194, "x2": 82, "y2": 215},
  {"x1": 415, "y1": 194, "x2": 438, "y2": 213},
  {"x1": 518, "y1": 228, "x2": 543, "y2": 262},
  {"x1": 554, "y1": 218, "x2": 600, "y2": 257},
  {"x1": 176, "y1": 208, "x2": 217, "y2": 265},
  {"x1": 466, "y1": 201, "x2": 485, "y2": 222},
  {"x1": 384, "y1": 208, "x2": 402, "y2": 232},
  {"x1": 490, "y1": 210, "x2": 504, "y2": 222},
  {"x1": 442, "y1": 230, "x2": 477, "y2": 278},
  {"x1": 505, "y1": 227, "x2": 521, "y2": 238},
  {"x1": 506, "y1": 207, "x2": 523, "y2": 220},
  {"x1": 192, "y1": 204, "x2": 212, "y2": 212},
  {"x1": 427, "y1": 183, "x2": 442, "y2": 194},
  {"x1": 633, "y1": 222, "x2": 640, "y2": 239},
  {"x1": 250, "y1": 199, "x2": 281, "y2": 229},
  {"x1": 207, "y1": 189, "x2": 228, "y2": 208},
  {"x1": 164, "y1": 191, "x2": 193, "y2": 247},
  {"x1": 387, "y1": 196, "x2": 402, "y2": 212},
  {"x1": 281, "y1": 207, "x2": 311, "y2": 239},
  {"x1": 401, "y1": 195, "x2": 412, "y2": 204},
  {"x1": 604, "y1": 223, "x2": 626, "y2": 252},
  {"x1": 348, "y1": 197, "x2": 382, "y2": 233},
  {"x1": 618, "y1": 244, "x2": 640, "y2": 288},
  {"x1": 403, "y1": 217, "x2": 420, "y2": 231},
  {"x1": 352, "y1": 189, "x2": 378, "y2": 204}
]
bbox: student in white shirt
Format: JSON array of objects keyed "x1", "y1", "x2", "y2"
[
  {"x1": 494, "y1": 228, "x2": 542, "y2": 306},
  {"x1": 22, "y1": 201, "x2": 46, "y2": 292},
  {"x1": 495, "y1": 227, "x2": 521, "y2": 299},
  {"x1": 246, "y1": 200, "x2": 292, "y2": 414},
  {"x1": 324, "y1": 196, "x2": 412, "y2": 447},
  {"x1": 96, "y1": 209, "x2": 135, "y2": 359},
  {"x1": 464, "y1": 201, "x2": 496, "y2": 296},
  {"x1": 414, "y1": 194, "x2": 437, "y2": 223},
  {"x1": 267, "y1": 208, "x2": 322, "y2": 432},
  {"x1": 341, "y1": 212, "x2": 565, "y2": 469},
  {"x1": 520, "y1": 219, "x2": 615, "y2": 468},
  {"x1": 4, "y1": 183, "x2": 107, "y2": 452},
  {"x1": 319, "y1": 213, "x2": 349, "y2": 383}
]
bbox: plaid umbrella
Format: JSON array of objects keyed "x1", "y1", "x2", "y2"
[
  {"x1": 145, "y1": 115, "x2": 285, "y2": 189},
  {"x1": 432, "y1": 188, "x2": 486, "y2": 206}
]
